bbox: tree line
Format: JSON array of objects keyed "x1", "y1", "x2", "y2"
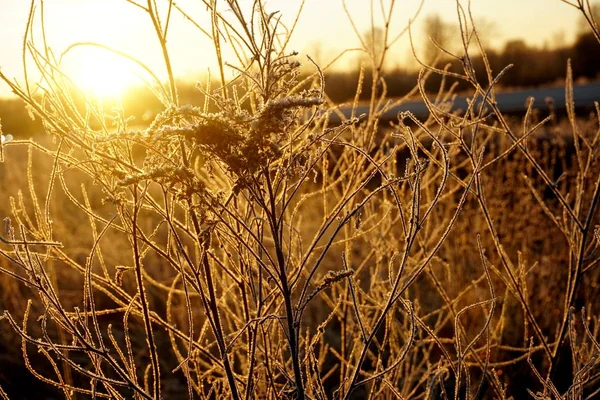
[
  {"x1": 1, "y1": 14, "x2": 599, "y2": 135},
  {"x1": 324, "y1": 28, "x2": 600, "y2": 103}
]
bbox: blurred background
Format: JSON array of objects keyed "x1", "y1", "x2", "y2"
[{"x1": 0, "y1": 0, "x2": 599, "y2": 135}]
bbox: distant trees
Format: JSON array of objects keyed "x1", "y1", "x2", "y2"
[
  {"x1": 572, "y1": 32, "x2": 600, "y2": 78},
  {"x1": 495, "y1": 39, "x2": 569, "y2": 87},
  {"x1": 0, "y1": 98, "x2": 43, "y2": 135},
  {"x1": 363, "y1": 26, "x2": 386, "y2": 66},
  {"x1": 320, "y1": 11, "x2": 600, "y2": 103},
  {"x1": 572, "y1": 3, "x2": 600, "y2": 79},
  {"x1": 2, "y1": 11, "x2": 600, "y2": 130},
  {"x1": 422, "y1": 14, "x2": 456, "y2": 62}
]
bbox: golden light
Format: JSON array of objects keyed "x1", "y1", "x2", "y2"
[{"x1": 64, "y1": 47, "x2": 140, "y2": 99}]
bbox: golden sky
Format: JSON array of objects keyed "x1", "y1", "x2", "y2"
[{"x1": 0, "y1": 0, "x2": 591, "y2": 98}]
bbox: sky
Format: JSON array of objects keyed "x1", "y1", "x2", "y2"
[{"x1": 0, "y1": 0, "x2": 592, "y2": 98}]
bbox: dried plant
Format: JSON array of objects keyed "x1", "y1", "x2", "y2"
[{"x1": 1, "y1": 0, "x2": 600, "y2": 399}]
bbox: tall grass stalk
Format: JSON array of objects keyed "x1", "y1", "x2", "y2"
[{"x1": 1, "y1": 0, "x2": 600, "y2": 399}]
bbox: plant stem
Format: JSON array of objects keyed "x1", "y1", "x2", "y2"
[{"x1": 131, "y1": 189, "x2": 161, "y2": 399}]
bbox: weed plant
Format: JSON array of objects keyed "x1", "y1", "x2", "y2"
[{"x1": 1, "y1": 0, "x2": 600, "y2": 399}]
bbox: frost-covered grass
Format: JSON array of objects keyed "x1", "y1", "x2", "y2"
[{"x1": 1, "y1": 1, "x2": 600, "y2": 399}]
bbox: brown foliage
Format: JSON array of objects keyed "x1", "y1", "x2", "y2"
[{"x1": 1, "y1": 1, "x2": 600, "y2": 399}]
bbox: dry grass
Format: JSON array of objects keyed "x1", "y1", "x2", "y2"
[{"x1": 1, "y1": 1, "x2": 600, "y2": 399}]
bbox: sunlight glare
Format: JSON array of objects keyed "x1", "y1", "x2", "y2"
[{"x1": 66, "y1": 49, "x2": 139, "y2": 99}]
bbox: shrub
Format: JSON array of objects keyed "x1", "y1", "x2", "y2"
[{"x1": 1, "y1": 1, "x2": 600, "y2": 399}]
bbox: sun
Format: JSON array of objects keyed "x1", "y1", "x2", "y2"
[{"x1": 65, "y1": 48, "x2": 140, "y2": 99}]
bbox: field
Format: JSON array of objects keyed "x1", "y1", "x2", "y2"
[{"x1": 1, "y1": 1, "x2": 600, "y2": 399}]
